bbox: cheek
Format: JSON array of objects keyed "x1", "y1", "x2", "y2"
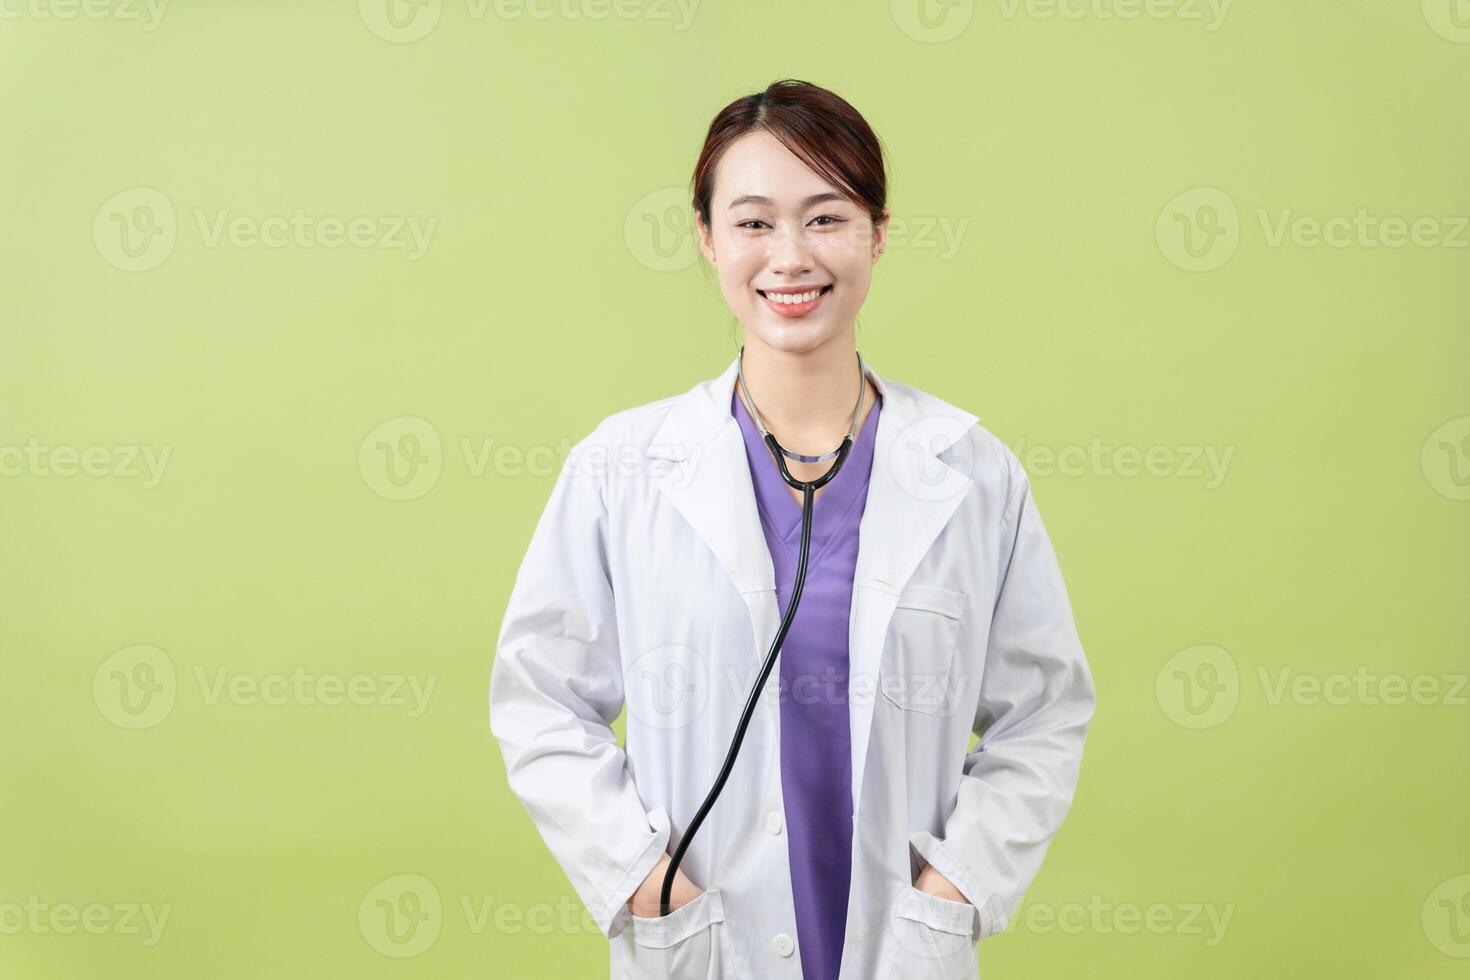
[
  {"x1": 717, "y1": 268, "x2": 757, "y2": 307},
  {"x1": 816, "y1": 235, "x2": 872, "y2": 269},
  {"x1": 825, "y1": 251, "x2": 873, "y2": 288},
  {"x1": 830, "y1": 264, "x2": 875, "y2": 310},
  {"x1": 717, "y1": 248, "x2": 761, "y2": 288}
]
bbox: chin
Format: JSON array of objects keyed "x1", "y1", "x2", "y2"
[{"x1": 742, "y1": 323, "x2": 845, "y2": 355}]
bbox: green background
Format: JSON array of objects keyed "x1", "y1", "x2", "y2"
[{"x1": 2, "y1": 1, "x2": 1467, "y2": 977}]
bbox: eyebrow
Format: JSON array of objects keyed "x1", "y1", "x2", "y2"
[{"x1": 726, "y1": 192, "x2": 849, "y2": 210}]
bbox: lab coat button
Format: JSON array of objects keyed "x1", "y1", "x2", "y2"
[
  {"x1": 766, "y1": 811, "x2": 784, "y2": 835},
  {"x1": 772, "y1": 933, "x2": 794, "y2": 957}
]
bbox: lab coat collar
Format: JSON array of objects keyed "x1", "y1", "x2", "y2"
[{"x1": 646, "y1": 353, "x2": 981, "y2": 814}]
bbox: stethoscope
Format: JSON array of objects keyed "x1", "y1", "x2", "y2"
[{"x1": 660, "y1": 345, "x2": 868, "y2": 917}]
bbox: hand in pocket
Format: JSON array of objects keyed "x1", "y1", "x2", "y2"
[{"x1": 628, "y1": 852, "x2": 703, "y2": 917}]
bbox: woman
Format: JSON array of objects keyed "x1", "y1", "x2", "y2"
[{"x1": 489, "y1": 79, "x2": 1096, "y2": 980}]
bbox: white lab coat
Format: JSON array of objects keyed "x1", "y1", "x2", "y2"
[{"x1": 489, "y1": 353, "x2": 1095, "y2": 979}]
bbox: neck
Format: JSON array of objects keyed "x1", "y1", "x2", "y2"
[{"x1": 737, "y1": 336, "x2": 873, "y2": 450}]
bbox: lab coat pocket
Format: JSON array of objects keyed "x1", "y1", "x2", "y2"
[
  {"x1": 890, "y1": 885, "x2": 980, "y2": 979},
  {"x1": 881, "y1": 583, "x2": 965, "y2": 715},
  {"x1": 625, "y1": 887, "x2": 727, "y2": 979}
]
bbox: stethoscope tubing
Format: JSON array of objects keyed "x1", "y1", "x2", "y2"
[{"x1": 659, "y1": 431, "x2": 854, "y2": 917}]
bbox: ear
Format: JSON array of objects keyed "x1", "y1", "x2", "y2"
[
  {"x1": 872, "y1": 208, "x2": 891, "y2": 262},
  {"x1": 696, "y1": 214, "x2": 717, "y2": 267}
]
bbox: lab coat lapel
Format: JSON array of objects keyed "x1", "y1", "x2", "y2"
[
  {"x1": 647, "y1": 358, "x2": 782, "y2": 715},
  {"x1": 847, "y1": 371, "x2": 977, "y2": 816},
  {"x1": 647, "y1": 356, "x2": 776, "y2": 597}
]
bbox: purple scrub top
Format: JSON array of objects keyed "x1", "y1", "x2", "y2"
[{"x1": 732, "y1": 386, "x2": 881, "y2": 980}]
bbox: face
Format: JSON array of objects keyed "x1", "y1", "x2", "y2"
[{"x1": 697, "y1": 129, "x2": 889, "y2": 356}]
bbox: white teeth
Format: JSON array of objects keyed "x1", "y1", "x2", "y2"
[{"x1": 764, "y1": 288, "x2": 824, "y2": 305}]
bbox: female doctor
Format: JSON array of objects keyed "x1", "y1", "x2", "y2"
[{"x1": 489, "y1": 79, "x2": 1096, "y2": 980}]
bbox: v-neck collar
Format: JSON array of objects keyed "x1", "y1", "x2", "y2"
[{"x1": 732, "y1": 386, "x2": 882, "y2": 553}]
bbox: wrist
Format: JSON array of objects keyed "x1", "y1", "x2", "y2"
[{"x1": 915, "y1": 864, "x2": 970, "y2": 905}]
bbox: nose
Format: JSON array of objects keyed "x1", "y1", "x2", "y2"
[{"x1": 766, "y1": 219, "x2": 814, "y2": 277}]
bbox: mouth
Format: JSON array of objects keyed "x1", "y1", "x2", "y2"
[{"x1": 756, "y1": 284, "x2": 833, "y2": 318}]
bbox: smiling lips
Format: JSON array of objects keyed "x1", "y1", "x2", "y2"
[{"x1": 757, "y1": 284, "x2": 832, "y2": 318}]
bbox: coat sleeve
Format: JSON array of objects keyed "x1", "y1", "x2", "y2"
[
  {"x1": 909, "y1": 449, "x2": 1097, "y2": 941},
  {"x1": 488, "y1": 431, "x2": 671, "y2": 940}
]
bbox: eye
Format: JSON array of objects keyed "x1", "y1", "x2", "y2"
[{"x1": 734, "y1": 215, "x2": 845, "y2": 231}]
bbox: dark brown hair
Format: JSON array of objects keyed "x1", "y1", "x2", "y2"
[{"x1": 691, "y1": 79, "x2": 889, "y2": 234}]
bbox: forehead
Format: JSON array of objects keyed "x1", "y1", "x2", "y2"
[{"x1": 714, "y1": 130, "x2": 846, "y2": 207}]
